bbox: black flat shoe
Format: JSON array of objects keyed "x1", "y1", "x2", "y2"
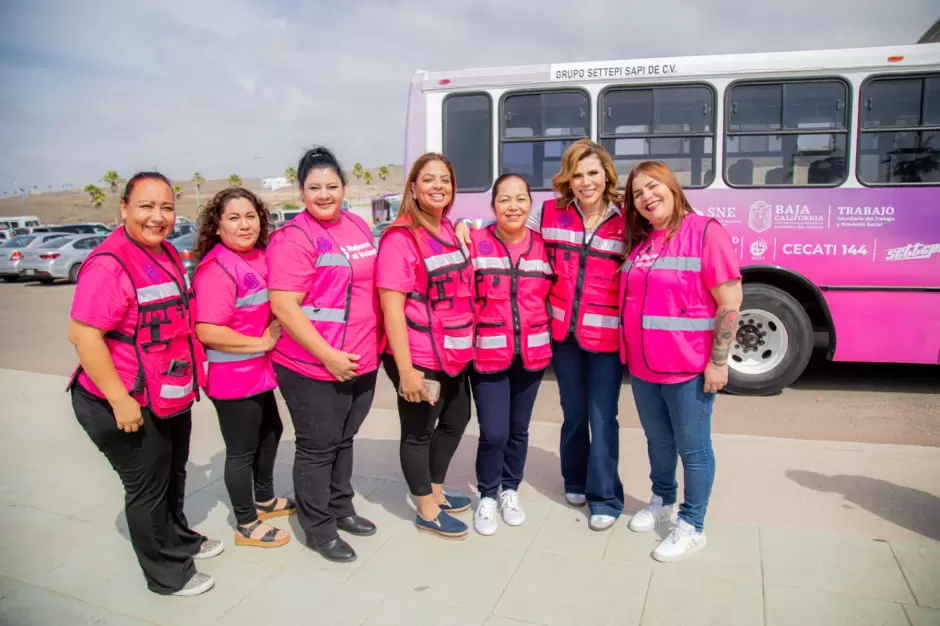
[
  {"x1": 336, "y1": 515, "x2": 377, "y2": 537},
  {"x1": 313, "y1": 538, "x2": 357, "y2": 563}
]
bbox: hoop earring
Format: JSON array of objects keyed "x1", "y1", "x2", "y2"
[{"x1": 412, "y1": 193, "x2": 417, "y2": 200}]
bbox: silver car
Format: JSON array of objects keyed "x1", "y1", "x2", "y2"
[
  {"x1": 0, "y1": 233, "x2": 71, "y2": 282},
  {"x1": 20, "y1": 234, "x2": 107, "y2": 284}
]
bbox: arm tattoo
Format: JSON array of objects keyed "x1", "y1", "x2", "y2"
[{"x1": 710, "y1": 307, "x2": 739, "y2": 365}]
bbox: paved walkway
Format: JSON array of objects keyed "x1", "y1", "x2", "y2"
[{"x1": 0, "y1": 368, "x2": 938, "y2": 625}]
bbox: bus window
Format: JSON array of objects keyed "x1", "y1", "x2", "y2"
[
  {"x1": 500, "y1": 90, "x2": 589, "y2": 190},
  {"x1": 599, "y1": 84, "x2": 715, "y2": 188},
  {"x1": 858, "y1": 74, "x2": 940, "y2": 185},
  {"x1": 725, "y1": 79, "x2": 849, "y2": 187},
  {"x1": 443, "y1": 93, "x2": 492, "y2": 191}
]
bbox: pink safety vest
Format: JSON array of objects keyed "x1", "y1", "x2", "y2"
[
  {"x1": 540, "y1": 198, "x2": 625, "y2": 353},
  {"x1": 619, "y1": 213, "x2": 717, "y2": 374},
  {"x1": 470, "y1": 226, "x2": 553, "y2": 373},
  {"x1": 379, "y1": 216, "x2": 475, "y2": 376},
  {"x1": 196, "y1": 244, "x2": 277, "y2": 400},
  {"x1": 271, "y1": 210, "x2": 375, "y2": 376},
  {"x1": 67, "y1": 227, "x2": 202, "y2": 417}
]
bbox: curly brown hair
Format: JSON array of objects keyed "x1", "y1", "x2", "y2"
[{"x1": 193, "y1": 187, "x2": 272, "y2": 261}]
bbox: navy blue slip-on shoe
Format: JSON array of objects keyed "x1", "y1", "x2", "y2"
[
  {"x1": 414, "y1": 511, "x2": 468, "y2": 539},
  {"x1": 439, "y1": 494, "x2": 472, "y2": 514}
]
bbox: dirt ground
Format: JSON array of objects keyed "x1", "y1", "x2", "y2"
[{"x1": 1, "y1": 280, "x2": 937, "y2": 447}]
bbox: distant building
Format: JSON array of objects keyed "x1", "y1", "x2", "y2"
[
  {"x1": 918, "y1": 18, "x2": 940, "y2": 43},
  {"x1": 261, "y1": 176, "x2": 291, "y2": 191}
]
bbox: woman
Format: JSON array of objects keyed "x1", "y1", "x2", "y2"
[
  {"x1": 192, "y1": 187, "x2": 293, "y2": 549},
  {"x1": 457, "y1": 139, "x2": 627, "y2": 531},
  {"x1": 620, "y1": 161, "x2": 742, "y2": 562},
  {"x1": 267, "y1": 146, "x2": 381, "y2": 563},
  {"x1": 67, "y1": 172, "x2": 222, "y2": 597},
  {"x1": 467, "y1": 173, "x2": 552, "y2": 536},
  {"x1": 377, "y1": 152, "x2": 475, "y2": 540}
]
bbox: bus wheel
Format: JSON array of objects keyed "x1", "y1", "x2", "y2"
[{"x1": 725, "y1": 283, "x2": 813, "y2": 396}]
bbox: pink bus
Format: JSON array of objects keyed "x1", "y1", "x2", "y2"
[{"x1": 403, "y1": 42, "x2": 940, "y2": 395}]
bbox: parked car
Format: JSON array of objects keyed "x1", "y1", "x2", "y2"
[
  {"x1": 0, "y1": 234, "x2": 70, "y2": 282},
  {"x1": 167, "y1": 232, "x2": 196, "y2": 278},
  {"x1": 20, "y1": 235, "x2": 106, "y2": 284},
  {"x1": 171, "y1": 222, "x2": 197, "y2": 238},
  {"x1": 48, "y1": 223, "x2": 112, "y2": 235}
]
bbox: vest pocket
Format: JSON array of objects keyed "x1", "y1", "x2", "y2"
[{"x1": 440, "y1": 313, "x2": 475, "y2": 364}]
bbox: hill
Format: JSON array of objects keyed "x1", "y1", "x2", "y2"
[{"x1": 0, "y1": 165, "x2": 405, "y2": 226}]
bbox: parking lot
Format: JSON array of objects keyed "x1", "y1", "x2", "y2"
[{"x1": 1, "y1": 280, "x2": 938, "y2": 447}]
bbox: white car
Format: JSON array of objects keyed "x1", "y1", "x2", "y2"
[{"x1": 20, "y1": 235, "x2": 106, "y2": 284}]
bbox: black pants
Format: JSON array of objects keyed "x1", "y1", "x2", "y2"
[
  {"x1": 382, "y1": 354, "x2": 472, "y2": 497},
  {"x1": 210, "y1": 390, "x2": 284, "y2": 526},
  {"x1": 274, "y1": 364, "x2": 377, "y2": 547},
  {"x1": 71, "y1": 383, "x2": 204, "y2": 595},
  {"x1": 470, "y1": 357, "x2": 544, "y2": 499}
]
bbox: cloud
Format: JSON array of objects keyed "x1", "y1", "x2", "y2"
[{"x1": 0, "y1": 0, "x2": 936, "y2": 191}]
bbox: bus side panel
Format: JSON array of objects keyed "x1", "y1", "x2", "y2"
[
  {"x1": 404, "y1": 72, "x2": 428, "y2": 182},
  {"x1": 824, "y1": 291, "x2": 940, "y2": 364}
]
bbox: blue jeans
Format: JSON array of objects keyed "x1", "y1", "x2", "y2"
[
  {"x1": 552, "y1": 338, "x2": 625, "y2": 517},
  {"x1": 630, "y1": 373, "x2": 716, "y2": 532},
  {"x1": 470, "y1": 357, "x2": 545, "y2": 499}
]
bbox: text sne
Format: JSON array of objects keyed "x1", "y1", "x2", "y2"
[
  {"x1": 552, "y1": 63, "x2": 678, "y2": 81},
  {"x1": 781, "y1": 243, "x2": 869, "y2": 257}
]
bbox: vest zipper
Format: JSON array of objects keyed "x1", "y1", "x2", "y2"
[{"x1": 570, "y1": 214, "x2": 615, "y2": 337}]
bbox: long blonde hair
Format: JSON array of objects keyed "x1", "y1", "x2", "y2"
[
  {"x1": 551, "y1": 139, "x2": 623, "y2": 208},
  {"x1": 623, "y1": 161, "x2": 694, "y2": 255},
  {"x1": 397, "y1": 153, "x2": 457, "y2": 230}
]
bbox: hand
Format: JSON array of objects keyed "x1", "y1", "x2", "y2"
[
  {"x1": 261, "y1": 321, "x2": 281, "y2": 351},
  {"x1": 325, "y1": 349, "x2": 360, "y2": 382},
  {"x1": 111, "y1": 394, "x2": 144, "y2": 433},
  {"x1": 703, "y1": 361, "x2": 728, "y2": 394},
  {"x1": 400, "y1": 366, "x2": 433, "y2": 405},
  {"x1": 454, "y1": 220, "x2": 472, "y2": 247}
]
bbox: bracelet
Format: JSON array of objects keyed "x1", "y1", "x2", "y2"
[{"x1": 709, "y1": 357, "x2": 727, "y2": 367}]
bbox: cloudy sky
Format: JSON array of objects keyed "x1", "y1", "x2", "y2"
[{"x1": 0, "y1": 0, "x2": 936, "y2": 192}]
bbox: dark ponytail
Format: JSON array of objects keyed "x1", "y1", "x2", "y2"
[{"x1": 297, "y1": 146, "x2": 346, "y2": 188}]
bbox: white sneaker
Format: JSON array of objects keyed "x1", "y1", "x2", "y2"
[
  {"x1": 172, "y1": 572, "x2": 215, "y2": 597},
  {"x1": 565, "y1": 492, "x2": 587, "y2": 507},
  {"x1": 652, "y1": 519, "x2": 707, "y2": 562},
  {"x1": 474, "y1": 497, "x2": 499, "y2": 536},
  {"x1": 628, "y1": 495, "x2": 676, "y2": 533},
  {"x1": 498, "y1": 489, "x2": 525, "y2": 526},
  {"x1": 589, "y1": 514, "x2": 617, "y2": 531}
]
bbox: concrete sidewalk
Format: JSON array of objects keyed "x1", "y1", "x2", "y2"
[{"x1": 0, "y1": 368, "x2": 937, "y2": 625}]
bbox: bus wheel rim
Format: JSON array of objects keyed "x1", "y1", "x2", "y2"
[{"x1": 729, "y1": 309, "x2": 789, "y2": 377}]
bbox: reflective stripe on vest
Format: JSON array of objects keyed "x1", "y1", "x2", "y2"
[
  {"x1": 444, "y1": 335, "x2": 473, "y2": 350},
  {"x1": 641, "y1": 315, "x2": 715, "y2": 331},
  {"x1": 518, "y1": 259, "x2": 552, "y2": 274},
  {"x1": 301, "y1": 306, "x2": 346, "y2": 322},
  {"x1": 426, "y1": 250, "x2": 466, "y2": 271},
  {"x1": 541, "y1": 227, "x2": 584, "y2": 245},
  {"x1": 472, "y1": 257, "x2": 512, "y2": 271},
  {"x1": 160, "y1": 379, "x2": 193, "y2": 399},
  {"x1": 622, "y1": 256, "x2": 701, "y2": 273},
  {"x1": 590, "y1": 236, "x2": 625, "y2": 256},
  {"x1": 137, "y1": 281, "x2": 181, "y2": 304},
  {"x1": 317, "y1": 253, "x2": 350, "y2": 268},
  {"x1": 476, "y1": 335, "x2": 507, "y2": 349},
  {"x1": 206, "y1": 349, "x2": 266, "y2": 363},
  {"x1": 582, "y1": 313, "x2": 619, "y2": 329},
  {"x1": 528, "y1": 331, "x2": 551, "y2": 348},
  {"x1": 235, "y1": 288, "x2": 269, "y2": 308},
  {"x1": 550, "y1": 305, "x2": 565, "y2": 322}
]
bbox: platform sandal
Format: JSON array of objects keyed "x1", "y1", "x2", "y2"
[
  {"x1": 234, "y1": 520, "x2": 290, "y2": 548},
  {"x1": 256, "y1": 496, "x2": 297, "y2": 521}
]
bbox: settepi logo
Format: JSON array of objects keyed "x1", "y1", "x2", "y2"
[
  {"x1": 884, "y1": 242, "x2": 940, "y2": 261},
  {"x1": 748, "y1": 201, "x2": 772, "y2": 233},
  {"x1": 749, "y1": 238, "x2": 768, "y2": 260}
]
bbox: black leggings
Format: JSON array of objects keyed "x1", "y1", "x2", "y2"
[
  {"x1": 210, "y1": 390, "x2": 284, "y2": 526},
  {"x1": 382, "y1": 354, "x2": 472, "y2": 497}
]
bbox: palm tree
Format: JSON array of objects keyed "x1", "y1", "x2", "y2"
[
  {"x1": 84, "y1": 184, "x2": 106, "y2": 209},
  {"x1": 378, "y1": 165, "x2": 389, "y2": 182},
  {"x1": 102, "y1": 171, "x2": 120, "y2": 194},
  {"x1": 285, "y1": 166, "x2": 297, "y2": 184},
  {"x1": 173, "y1": 185, "x2": 183, "y2": 200},
  {"x1": 352, "y1": 162, "x2": 364, "y2": 184},
  {"x1": 363, "y1": 171, "x2": 373, "y2": 188},
  {"x1": 192, "y1": 172, "x2": 205, "y2": 209},
  {"x1": 228, "y1": 174, "x2": 242, "y2": 187}
]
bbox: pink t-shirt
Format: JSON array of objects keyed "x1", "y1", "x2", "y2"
[
  {"x1": 70, "y1": 250, "x2": 185, "y2": 398},
  {"x1": 505, "y1": 229, "x2": 531, "y2": 266},
  {"x1": 624, "y1": 223, "x2": 741, "y2": 384},
  {"x1": 193, "y1": 247, "x2": 268, "y2": 326},
  {"x1": 376, "y1": 226, "x2": 463, "y2": 371},
  {"x1": 266, "y1": 213, "x2": 380, "y2": 380}
]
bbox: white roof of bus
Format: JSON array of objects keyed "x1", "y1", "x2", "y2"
[{"x1": 417, "y1": 43, "x2": 940, "y2": 90}]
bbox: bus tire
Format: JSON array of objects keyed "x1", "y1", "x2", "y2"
[{"x1": 725, "y1": 283, "x2": 813, "y2": 396}]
